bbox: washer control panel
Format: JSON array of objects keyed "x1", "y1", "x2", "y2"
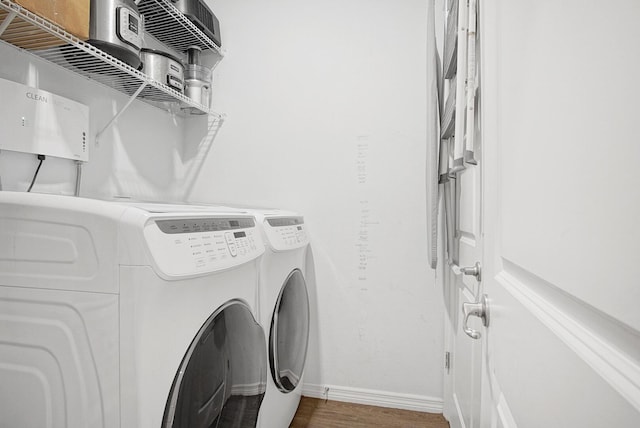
[
  {"x1": 144, "y1": 217, "x2": 265, "y2": 277},
  {"x1": 263, "y1": 216, "x2": 309, "y2": 251}
]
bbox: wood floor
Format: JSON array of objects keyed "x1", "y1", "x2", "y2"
[{"x1": 289, "y1": 397, "x2": 450, "y2": 428}]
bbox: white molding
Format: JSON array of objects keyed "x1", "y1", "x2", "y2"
[
  {"x1": 279, "y1": 368, "x2": 300, "y2": 384},
  {"x1": 496, "y1": 392, "x2": 518, "y2": 428},
  {"x1": 302, "y1": 383, "x2": 443, "y2": 413},
  {"x1": 450, "y1": 392, "x2": 466, "y2": 428},
  {"x1": 497, "y1": 270, "x2": 640, "y2": 413}
]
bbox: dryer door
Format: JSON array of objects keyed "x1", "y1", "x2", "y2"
[
  {"x1": 163, "y1": 300, "x2": 267, "y2": 428},
  {"x1": 269, "y1": 269, "x2": 310, "y2": 393}
]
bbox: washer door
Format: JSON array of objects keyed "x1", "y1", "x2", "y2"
[
  {"x1": 163, "y1": 300, "x2": 266, "y2": 428},
  {"x1": 269, "y1": 269, "x2": 310, "y2": 393}
]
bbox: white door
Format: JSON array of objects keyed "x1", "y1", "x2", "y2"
[
  {"x1": 442, "y1": 149, "x2": 485, "y2": 428},
  {"x1": 476, "y1": 1, "x2": 640, "y2": 427},
  {"x1": 442, "y1": 0, "x2": 485, "y2": 426}
]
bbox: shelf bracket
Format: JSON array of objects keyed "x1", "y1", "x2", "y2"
[
  {"x1": 95, "y1": 82, "x2": 147, "y2": 145},
  {"x1": 0, "y1": 10, "x2": 17, "y2": 36}
]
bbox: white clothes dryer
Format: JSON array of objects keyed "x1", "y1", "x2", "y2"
[
  {"x1": 0, "y1": 192, "x2": 268, "y2": 428},
  {"x1": 249, "y1": 210, "x2": 311, "y2": 428}
]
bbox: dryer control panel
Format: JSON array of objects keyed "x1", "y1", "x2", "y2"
[
  {"x1": 143, "y1": 217, "x2": 265, "y2": 278},
  {"x1": 263, "y1": 217, "x2": 309, "y2": 252}
]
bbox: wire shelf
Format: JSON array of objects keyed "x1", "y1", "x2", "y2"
[
  {"x1": 138, "y1": 0, "x2": 223, "y2": 55},
  {"x1": 0, "y1": 0, "x2": 222, "y2": 118}
]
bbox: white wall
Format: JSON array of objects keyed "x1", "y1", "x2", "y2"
[
  {"x1": 0, "y1": 0, "x2": 445, "y2": 411},
  {"x1": 187, "y1": 0, "x2": 444, "y2": 409}
]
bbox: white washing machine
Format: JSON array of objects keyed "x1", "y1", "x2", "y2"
[
  {"x1": 250, "y1": 210, "x2": 311, "y2": 428},
  {"x1": 0, "y1": 192, "x2": 268, "y2": 428}
]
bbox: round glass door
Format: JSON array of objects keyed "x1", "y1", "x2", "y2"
[
  {"x1": 269, "y1": 269, "x2": 310, "y2": 393},
  {"x1": 163, "y1": 300, "x2": 267, "y2": 428}
]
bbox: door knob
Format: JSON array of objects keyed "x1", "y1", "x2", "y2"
[
  {"x1": 462, "y1": 294, "x2": 489, "y2": 340},
  {"x1": 460, "y1": 262, "x2": 481, "y2": 281}
]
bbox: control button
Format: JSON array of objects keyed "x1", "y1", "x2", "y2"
[
  {"x1": 228, "y1": 244, "x2": 237, "y2": 257},
  {"x1": 225, "y1": 232, "x2": 238, "y2": 257},
  {"x1": 224, "y1": 232, "x2": 234, "y2": 245}
]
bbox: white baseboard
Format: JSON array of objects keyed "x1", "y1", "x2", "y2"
[
  {"x1": 279, "y1": 368, "x2": 300, "y2": 384},
  {"x1": 302, "y1": 383, "x2": 443, "y2": 413}
]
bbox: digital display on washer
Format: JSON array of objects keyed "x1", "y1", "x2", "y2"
[
  {"x1": 156, "y1": 217, "x2": 255, "y2": 234},
  {"x1": 266, "y1": 217, "x2": 304, "y2": 227}
]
